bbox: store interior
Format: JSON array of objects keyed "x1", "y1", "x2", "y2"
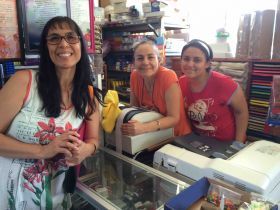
[{"x1": 0, "y1": 0, "x2": 280, "y2": 209}]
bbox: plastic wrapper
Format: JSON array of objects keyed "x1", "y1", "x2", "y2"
[
  {"x1": 238, "y1": 193, "x2": 274, "y2": 210},
  {"x1": 206, "y1": 183, "x2": 242, "y2": 210}
]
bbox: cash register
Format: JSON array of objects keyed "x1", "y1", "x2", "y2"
[
  {"x1": 105, "y1": 107, "x2": 174, "y2": 155},
  {"x1": 153, "y1": 139, "x2": 280, "y2": 204}
]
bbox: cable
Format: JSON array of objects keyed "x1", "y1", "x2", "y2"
[{"x1": 133, "y1": 150, "x2": 144, "y2": 160}]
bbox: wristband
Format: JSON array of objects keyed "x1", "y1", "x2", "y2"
[
  {"x1": 155, "y1": 120, "x2": 160, "y2": 131},
  {"x1": 92, "y1": 143, "x2": 97, "y2": 155}
]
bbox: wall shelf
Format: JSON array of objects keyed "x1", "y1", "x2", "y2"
[{"x1": 103, "y1": 17, "x2": 188, "y2": 35}]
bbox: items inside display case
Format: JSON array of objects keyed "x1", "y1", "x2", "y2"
[
  {"x1": 154, "y1": 140, "x2": 280, "y2": 204},
  {"x1": 76, "y1": 148, "x2": 187, "y2": 210},
  {"x1": 165, "y1": 177, "x2": 278, "y2": 210},
  {"x1": 71, "y1": 193, "x2": 97, "y2": 210}
]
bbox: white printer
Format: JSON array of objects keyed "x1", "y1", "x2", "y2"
[
  {"x1": 153, "y1": 140, "x2": 280, "y2": 203},
  {"x1": 105, "y1": 107, "x2": 174, "y2": 155}
]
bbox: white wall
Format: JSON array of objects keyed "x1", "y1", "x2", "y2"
[{"x1": 183, "y1": 0, "x2": 278, "y2": 55}]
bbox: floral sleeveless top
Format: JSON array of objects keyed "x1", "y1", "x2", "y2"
[{"x1": 0, "y1": 70, "x2": 83, "y2": 210}]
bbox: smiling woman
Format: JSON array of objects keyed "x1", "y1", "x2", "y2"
[
  {"x1": 121, "y1": 40, "x2": 192, "y2": 137},
  {"x1": 0, "y1": 16, "x2": 103, "y2": 209},
  {"x1": 46, "y1": 26, "x2": 81, "y2": 75},
  {"x1": 179, "y1": 39, "x2": 248, "y2": 143}
]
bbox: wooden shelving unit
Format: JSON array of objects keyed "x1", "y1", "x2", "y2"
[{"x1": 102, "y1": 18, "x2": 187, "y2": 103}]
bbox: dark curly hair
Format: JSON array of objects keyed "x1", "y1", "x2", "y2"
[{"x1": 37, "y1": 16, "x2": 103, "y2": 119}]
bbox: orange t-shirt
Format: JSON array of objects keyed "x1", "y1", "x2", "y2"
[{"x1": 130, "y1": 66, "x2": 191, "y2": 136}]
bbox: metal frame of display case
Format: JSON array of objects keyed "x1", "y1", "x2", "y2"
[
  {"x1": 75, "y1": 147, "x2": 189, "y2": 210},
  {"x1": 76, "y1": 181, "x2": 119, "y2": 209}
]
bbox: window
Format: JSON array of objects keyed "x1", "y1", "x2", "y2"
[{"x1": 183, "y1": 0, "x2": 278, "y2": 55}]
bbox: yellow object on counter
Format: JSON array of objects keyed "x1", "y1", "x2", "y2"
[{"x1": 102, "y1": 90, "x2": 121, "y2": 133}]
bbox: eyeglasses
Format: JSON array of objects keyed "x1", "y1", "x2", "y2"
[{"x1": 46, "y1": 32, "x2": 80, "y2": 45}]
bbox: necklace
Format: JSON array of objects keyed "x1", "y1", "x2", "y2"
[
  {"x1": 61, "y1": 88, "x2": 72, "y2": 110},
  {"x1": 140, "y1": 78, "x2": 159, "y2": 112}
]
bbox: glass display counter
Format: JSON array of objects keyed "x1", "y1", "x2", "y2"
[{"x1": 74, "y1": 147, "x2": 189, "y2": 210}]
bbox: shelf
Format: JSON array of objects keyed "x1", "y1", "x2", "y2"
[
  {"x1": 212, "y1": 58, "x2": 280, "y2": 63},
  {"x1": 212, "y1": 58, "x2": 249, "y2": 62},
  {"x1": 14, "y1": 65, "x2": 39, "y2": 70},
  {"x1": 108, "y1": 50, "x2": 133, "y2": 55},
  {"x1": 103, "y1": 17, "x2": 188, "y2": 34},
  {"x1": 119, "y1": 101, "x2": 130, "y2": 106},
  {"x1": 117, "y1": 90, "x2": 129, "y2": 96},
  {"x1": 108, "y1": 70, "x2": 131, "y2": 74},
  {"x1": 251, "y1": 59, "x2": 280, "y2": 63},
  {"x1": 103, "y1": 21, "x2": 160, "y2": 34},
  {"x1": 162, "y1": 16, "x2": 189, "y2": 31}
]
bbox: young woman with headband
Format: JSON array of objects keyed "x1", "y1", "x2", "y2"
[{"x1": 179, "y1": 39, "x2": 248, "y2": 142}]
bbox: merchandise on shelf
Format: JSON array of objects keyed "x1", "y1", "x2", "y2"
[
  {"x1": 211, "y1": 61, "x2": 249, "y2": 92},
  {"x1": 247, "y1": 61, "x2": 280, "y2": 141},
  {"x1": 264, "y1": 75, "x2": 280, "y2": 137}
]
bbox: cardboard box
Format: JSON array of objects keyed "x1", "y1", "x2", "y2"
[
  {"x1": 248, "y1": 10, "x2": 275, "y2": 59},
  {"x1": 99, "y1": 0, "x2": 110, "y2": 7},
  {"x1": 235, "y1": 13, "x2": 251, "y2": 58},
  {"x1": 164, "y1": 177, "x2": 278, "y2": 210},
  {"x1": 273, "y1": 10, "x2": 280, "y2": 59}
]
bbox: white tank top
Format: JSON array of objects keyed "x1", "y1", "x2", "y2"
[{"x1": 0, "y1": 70, "x2": 83, "y2": 210}]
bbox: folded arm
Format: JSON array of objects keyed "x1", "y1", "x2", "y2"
[{"x1": 123, "y1": 83, "x2": 180, "y2": 135}]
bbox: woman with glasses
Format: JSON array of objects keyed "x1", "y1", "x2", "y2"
[
  {"x1": 121, "y1": 40, "x2": 191, "y2": 136},
  {"x1": 179, "y1": 39, "x2": 248, "y2": 142},
  {"x1": 0, "y1": 16, "x2": 103, "y2": 209}
]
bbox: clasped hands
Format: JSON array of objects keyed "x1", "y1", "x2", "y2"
[{"x1": 42, "y1": 131, "x2": 86, "y2": 166}]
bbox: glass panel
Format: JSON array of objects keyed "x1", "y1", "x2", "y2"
[
  {"x1": 78, "y1": 148, "x2": 187, "y2": 210},
  {"x1": 71, "y1": 193, "x2": 97, "y2": 210}
]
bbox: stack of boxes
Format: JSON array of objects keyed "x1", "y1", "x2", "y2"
[
  {"x1": 109, "y1": 0, "x2": 131, "y2": 22},
  {"x1": 103, "y1": 0, "x2": 142, "y2": 22},
  {"x1": 143, "y1": 1, "x2": 167, "y2": 18},
  {"x1": 101, "y1": 0, "x2": 186, "y2": 24},
  {"x1": 236, "y1": 9, "x2": 279, "y2": 59}
]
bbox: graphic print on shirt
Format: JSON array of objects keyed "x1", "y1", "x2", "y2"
[
  {"x1": 7, "y1": 118, "x2": 77, "y2": 210},
  {"x1": 188, "y1": 98, "x2": 218, "y2": 136}
]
